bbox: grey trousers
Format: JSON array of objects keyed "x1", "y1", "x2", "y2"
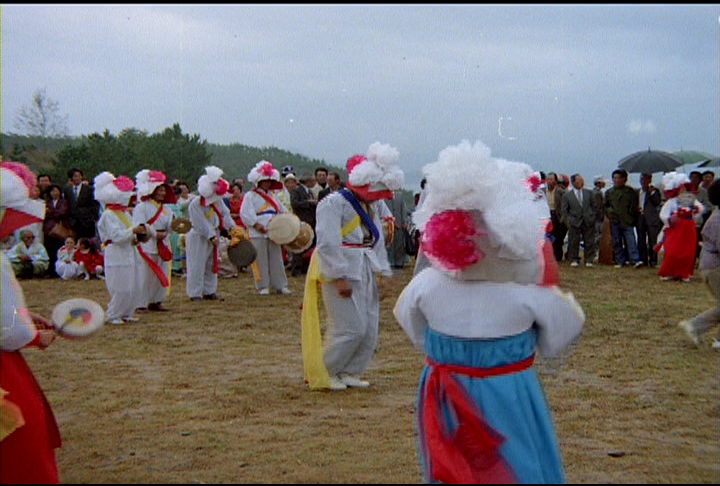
[
  {"x1": 250, "y1": 237, "x2": 288, "y2": 292},
  {"x1": 321, "y1": 256, "x2": 379, "y2": 377},
  {"x1": 688, "y1": 267, "x2": 720, "y2": 341}
]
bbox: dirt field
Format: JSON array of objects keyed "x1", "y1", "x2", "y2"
[{"x1": 17, "y1": 260, "x2": 720, "y2": 484}]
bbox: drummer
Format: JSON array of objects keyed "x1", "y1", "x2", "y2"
[
  {"x1": 133, "y1": 170, "x2": 174, "y2": 312},
  {"x1": 240, "y1": 160, "x2": 292, "y2": 295},
  {"x1": 185, "y1": 166, "x2": 237, "y2": 302}
]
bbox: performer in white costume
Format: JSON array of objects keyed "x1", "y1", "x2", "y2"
[
  {"x1": 185, "y1": 166, "x2": 236, "y2": 302},
  {"x1": 393, "y1": 140, "x2": 585, "y2": 483},
  {"x1": 240, "y1": 160, "x2": 291, "y2": 295},
  {"x1": 301, "y1": 142, "x2": 403, "y2": 391},
  {"x1": 95, "y1": 172, "x2": 147, "y2": 324},
  {"x1": 133, "y1": 169, "x2": 175, "y2": 312}
]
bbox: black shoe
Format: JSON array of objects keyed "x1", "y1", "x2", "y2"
[
  {"x1": 202, "y1": 293, "x2": 224, "y2": 301},
  {"x1": 189, "y1": 297, "x2": 202, "y2": 302}
]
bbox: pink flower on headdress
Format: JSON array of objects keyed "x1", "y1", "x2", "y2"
[
  {"x1": 215, "y1": 178, "x2": 229, "y2": 196},
  {"x1": 148, "y1": 170, "x2": 165, "y2": 183},
  {"x1": 523, "y1": 173, "x2": 542, "y2": 193},
  {"x1": 258, "y1": 161, "x2": 274, "y2": 177},
  {"x1": 1, "y1": 161, "x2": 36, "y2": 192},
  {"x1": 113, "y1": 175, "x2": 134, "y2": 192},
  {"x1": 346, "y1": 154, "x2": 366, "y2": 175},
  {"x1": 422, "y1": 210, "x2": 485, "y2": 271}
]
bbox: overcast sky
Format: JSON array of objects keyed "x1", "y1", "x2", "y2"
[{"x1": 2, "y1": 4, "x2": 719, "y2": 189}]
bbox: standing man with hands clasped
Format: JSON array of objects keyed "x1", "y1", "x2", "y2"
[{"x1": 561, "y1": 173, "x2": 597, "y2": 267}]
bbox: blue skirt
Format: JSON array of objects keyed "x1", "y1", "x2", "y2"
[{"x1": 415, "y1": 327, "x2": 565, "y2": 484}]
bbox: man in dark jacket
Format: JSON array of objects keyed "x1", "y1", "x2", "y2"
[
  {"x1": 605, "y1": 169, "x2": 642, "y2": 268},
  {"x1": 62, "y1": 168, "x2": 99, "y2": 240},
  {"x1": 636, "y1": 173, "x2": 663, "y2": 267}
]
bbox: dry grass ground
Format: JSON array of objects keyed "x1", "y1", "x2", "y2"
[{"x1": 18, "y1": 259, "x2": 720, "y2": 484}]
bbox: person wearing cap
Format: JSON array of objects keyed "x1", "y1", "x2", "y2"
[
  {"x1": 277, "y1": 173, "x2": 297, "y2": 216},
  {"x1": 95, "y1": 172, "x2": 148, "y2": 324},
  {"x1": 393, "y1": 140, "x2": 584, "y2": 484},
  {"x1": 301, "y1": 142, "x2": 402, "y2": 391},
  {"x1": 240, "y1": 160, "x2": 291, "y2": 295},
  {"x1": 1, "y1": 161, "x2": 62, "y2": 483},
  {"x1": 186, "y1": 166, "x2": 237, "y2": 301},
  {"x1": 133, "y1": 170, "x2": 175, "y2": 312}
]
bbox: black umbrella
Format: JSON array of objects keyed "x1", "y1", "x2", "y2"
[{"x1": 617, "y1": 148, "x2": 684, "y2": 174}]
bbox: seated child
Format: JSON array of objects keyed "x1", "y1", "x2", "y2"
[
  {"x1": 73, "y1": 237, "x2": 105, "y2": 280},
  {"x1": 55, "y1": 236, "x2": 81, "y2": 280}
]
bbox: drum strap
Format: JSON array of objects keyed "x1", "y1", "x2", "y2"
[{"x1": 252, "y1": 188, "x2": 280, "y2": 215}]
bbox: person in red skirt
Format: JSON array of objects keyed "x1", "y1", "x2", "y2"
[
  {"x1": 657, "y1": 172, "x2": 705, "y2": 282},
  {"x1": 1, "y1": 161, "x2": 62, "y2": 483}
]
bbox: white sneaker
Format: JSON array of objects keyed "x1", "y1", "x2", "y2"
[
  {"x1": 279, "y1": 287, "x2": 292, "y2": 295},
  {"x1": 713, "y1": 339, "x2": 720, "y2": 350},
  {"x1": 585, "y1": 263, "x2": 593, "y2": 267},
  {"x1": 339, "y1": 373, "x2": 370, "y2": 388},
  {"x1": 123, "y1": 316, "x2": 140, "y2": 322},
  {"x1": 327, "y1": 375, "x2": 347, "y2": 391},
  {"x1": 660, "y1": 276, "x2": 673, "y2": 281},
  {"x1": 682, "y1": 277, "x2": 691, "y2": 283},
  {"x1": 258, "y1": 288, "x2": 270, "y2": 295},
  {"x1": 678, "y1": 320, "x2": 699, "y2": 347},
  {"x1": 570, "y1": 261, "x2": 579, "y2": 267},
  {"x1": 106, "y1": 318, "x2": 124, "y2": 325},
  {"x1": 614, "y1": 264, "x2": 623, "y2": 269}
]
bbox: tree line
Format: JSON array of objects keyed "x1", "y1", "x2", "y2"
[
  {"x1": 3, "y1": 88, "x2": 415, "y2": 205},
  {"x1": 1, "y1": 125, "x2": 340, "y2": 189}
]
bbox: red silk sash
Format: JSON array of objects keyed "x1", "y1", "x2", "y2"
[
  {"x1": 137, "y1": 246, "x2": 169, "y2": 287},
  {"x1": 105, "y1": 203, "x2": 127, "y2": 211},
  {"x1": 421, "y1": 355, "x2": 534, "y2": 484},
  {"x1": 145, "y1": 202, "x2": 172, "y2": 261}
]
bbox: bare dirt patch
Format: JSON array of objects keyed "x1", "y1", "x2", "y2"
[{"x1": 19, "y1": 261, "x2": 720, "y2": 483}]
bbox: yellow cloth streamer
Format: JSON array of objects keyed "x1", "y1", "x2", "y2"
[{"x1": 301, "y1": 251, "x2": 331, "y2": 390}]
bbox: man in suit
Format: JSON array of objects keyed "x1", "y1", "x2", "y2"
[
  {"x1": 63, "y1": 167, "x2": 100, "y2": 240},
  {"x1": 290, "y1": 173, "x2": 318, "y2": 276},
  {"x1": 636, "y1": 173, "x2": 663, "y2": 268},
  {"x1": 560, "y1": 173, "x2": 597, "y2": 267},
  {"x1": 318, "y1": 171, "x2": 344, "y2": 202},
  {"x1": 542, "y1": 172, "x2": 567, "y2": 263}
]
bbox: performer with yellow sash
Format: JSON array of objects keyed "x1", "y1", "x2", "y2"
[
  {"x1": 302, "y1": 142, "x2": 404, "y2": 391},
  {"x1": 185, "y1": 166, "x2": 236, "y2": 302},
  {"x1": 95, "y1": 172, "x2": 148, "y2": 324},
  {"x1": 240, "y1": 160, "x2": 291, "y2": 296}
]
